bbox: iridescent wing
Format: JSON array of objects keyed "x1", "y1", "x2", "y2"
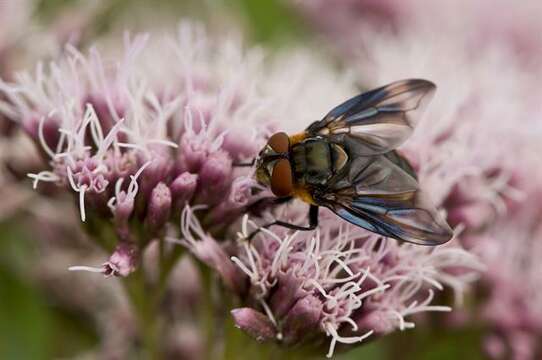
[
  {"x1": 315, "y1": 154, "x2": 453, "y2": 245},
  {"x1": 307, "y1": 79, "x2": 436, "y2": 155}
]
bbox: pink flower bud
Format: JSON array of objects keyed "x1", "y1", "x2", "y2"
[
  {"x1": 269, "y1": 271, "x2": 307, "y2": 319},
  {"x1": 198, "y1": 151, "x2": 232, "y2": 188},
  {"x1": 231, "y1": 308, "x2": 277, "y2": 342},
  {"x1": 138, "y1": 153, "x2": 173, "y2": 200},
  {"x1": 196, "y1": 151, "x2": 232, "y2": 205},
  {"x1": 282, "y1": 294, "x2": 323, "y2": 345},
  {"x1": 146, "y1": 182, "x2": 172, "y2": 232},
  {"x1": 178, "y1": 135, "x2": 208, "y2": 173},
  {"x1": 354, "y1": 310, "x2": 395, "y2": 336},
  {"x1": 170, "y1": 172, "x2": 198, "y2": 209},
  {"x1": 113, "y1": 191, "x2": 135, "y2": 223},
  {"x1": 220, "y1": 129, "x2": 260, "y2": 160}
]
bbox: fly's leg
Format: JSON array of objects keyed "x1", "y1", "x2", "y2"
[
  {"x1": 233, "y1": 158, "x2": 256, "y2": 167},
  {"x1": 245, "y1": 205, "x2": 319, "y2": 241},
  {"x1": 245, "y1": 195, "x2": 293, "y2": 215}
]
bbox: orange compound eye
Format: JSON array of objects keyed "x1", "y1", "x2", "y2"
[
  {"x1": 267, "y1": 132, "x2": 290, "y2": 154},
  {"x1": 270, "y1": 158, "x2": 294, "y2": 197}
]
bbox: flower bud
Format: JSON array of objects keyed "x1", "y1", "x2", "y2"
[
  {"x1": 196, "y1": 151, "x2": 232, "y2": 205},
  {"x1": 354, "y1": 310, "x2": 394, "y2": 336},
  {"x1": 146, "y1": 182, "x2": 172, "y2": 232},
  {"x1": 199, "y1": 151, "x2": 232, "y2": 188},
  {"x1": 282, "y1": 294, "x2": 323, "y2": 345},
  {"x1": 231, "y1": 308, "x2": 277, "y2": 342},
  {"x1": 228, "y1": 176, "x2": 257, "y2": 208},
  {"x1": 113, "y1": 191, "x2": 135, "y2": 224},
  {"x1": 170, "y1": 172, "x2": 198, "y2": 210},
  {"x1": 138, "y1": 153, "x2": 173, "y2": 200},
  {"x1": 178, "y1": 135, "x2": 208, "y2": 173},
  {"x1": 269, "y1": 271, "x2": 307, "y2": 319},
  {"x1": 206, "y1": 176, "x2": 257, "y2": 225},
  {"x1": 220, "y1": 128, "x2": 259, "y2": 160}
]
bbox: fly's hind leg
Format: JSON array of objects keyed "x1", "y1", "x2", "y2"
[{"x1": 245, "y1": 205, "x2": 319, "y2": 241}]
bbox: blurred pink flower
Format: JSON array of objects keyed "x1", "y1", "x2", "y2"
[
  {"x1": 0, "y1": 0, "x2": 32, "y2": 66},
  {"x1": 294, "y1": 0, "x2": 542, "y2": 65},
  {"x1": 0, "y1": 0, "x2": 58, "y2": 221}
]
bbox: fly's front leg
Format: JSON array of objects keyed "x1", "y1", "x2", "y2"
[{"x1": 245, "y1": 205, "x2": 319, "y2": 241}]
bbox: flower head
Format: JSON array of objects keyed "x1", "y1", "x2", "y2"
[
  {"x1": 178, "y1": 207, "x2": 481, "y2": 357},
  {"x1": 0, "y1": 25, "x2": 271, "y2": 274}
]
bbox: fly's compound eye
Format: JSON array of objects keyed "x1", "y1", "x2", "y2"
[
  {"x1": 270, "y1": 158, "x2": 294, "y2": 197},
  {"x1": 267, "y1": 132, "x2": 290, "y2": 154}
]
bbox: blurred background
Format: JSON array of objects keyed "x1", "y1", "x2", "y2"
[{"x1": 1, "y1": 0, "x2": 541, "y2": 359}]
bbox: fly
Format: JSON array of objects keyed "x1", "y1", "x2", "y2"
[{"x1": 239, "y1": 79, "x2": 453, "y2": 245}]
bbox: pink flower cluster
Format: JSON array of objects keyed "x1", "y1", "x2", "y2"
[
  {"x1": 0, "y1": 25, "x2": 271, "y2": 276},
  {"x1": 1, "y1": 21, "x2": 486, "y2": 357},
  {"x1": 177, "y1": 203, "x2": 480, "y2": 357}
]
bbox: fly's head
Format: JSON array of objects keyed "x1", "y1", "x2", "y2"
[{"x1": 255, "y1": 132, "x2": 294, "y2": 197}]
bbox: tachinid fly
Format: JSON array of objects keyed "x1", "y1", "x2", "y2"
[{"x1": 248, "y1": 79, "x2": 453, "y2": 246}]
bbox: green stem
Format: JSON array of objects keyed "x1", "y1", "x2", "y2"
[
  {"x1": 198, "y1": 262, "x2": 217, "y2": 360},
  {"x1": 123, "y1": 267, "x2": 161, "y2": 360},
  {"x1": 118, "y1": 237, "x2": 186, "y2": 359},
  {"x1": 156, "y1": 245, "x2": 185, "y2": 301}
]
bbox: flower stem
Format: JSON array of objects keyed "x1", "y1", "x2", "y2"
[
  {"x1": 156, "y1": 245, "x2": 184, "y2": 300},
  {"x1": 198, "y1": 262, "x2": 217, "y2": 360},
  {"x1": 123, "y1": 266, "x2": 161, "y2": 360}
]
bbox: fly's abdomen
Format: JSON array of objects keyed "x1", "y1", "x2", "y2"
[{"x1": 292, "y1": 138, "x2": 348, "y2": 186}]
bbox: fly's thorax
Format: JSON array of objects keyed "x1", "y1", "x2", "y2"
[{"x1": 291, "y1": 137, "x2": 349, "y2": 186}]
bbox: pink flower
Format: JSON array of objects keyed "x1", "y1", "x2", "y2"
[
  {"x1": 0, "y1": 24, "x2": 285, "y2": 275},
  {"x1": 294, "y1": 0, "x2": 542, "y2": 65},
  {"x1": 177, "y1": 207, "x2": 481, "y2": 357}
]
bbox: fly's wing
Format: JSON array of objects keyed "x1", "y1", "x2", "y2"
[
  {"x1": 384, "y1": 150, "x2": 417, "y2": 180},
  {"x1": 307, "y1": 79, "x2": 436, "y2": 155},
  {"x1": 316, "y1": 155, "x2": 453, "y2": 245}
]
